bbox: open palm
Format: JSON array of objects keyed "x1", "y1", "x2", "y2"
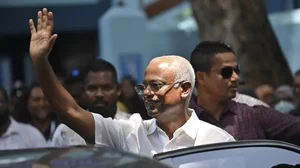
[{"x1": 29, "y1": 8, "x2": 57, "y2": 59}]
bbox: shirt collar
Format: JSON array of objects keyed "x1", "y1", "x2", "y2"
[
  {"x1": 179, "y1": 109, "x2": 199, "y2": 139},
  {"x1": 147, "y1": 109, "x2": 199, "y2": 140},
  {"x1": 3, "y1": 118, "x2": 20, "y2": 136},
  {"x1": 190, "y1": 98, "x2": 237, "y2": 116},
  {"x1": 147, "y1": 119, "x2": 157, "y2": 136}
]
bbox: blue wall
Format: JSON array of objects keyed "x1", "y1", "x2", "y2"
[
  {"x1": 0, "y1": 0, "x2": 111, "y2": 35},
  {"x1": 265, "y1": 0, "x2": 294, "y2": 13}
]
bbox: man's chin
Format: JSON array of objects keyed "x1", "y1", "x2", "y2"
[
  {"x1": 229, "y1": 91, "x2": 237, "y2": 99},
  {"x1": 89, "y1": 106, "x2": 115, "y2": 118},
  {"x1": 89, "y1": 105, "x2": 106, "y2": 113},
  {"x1": 231, "y1": 94, "x2": 237, "y2": 99},
  {"x1": 146, "y1": 109, "x2": 159, "y2": 118},
  {"x1": 35, "y1": 115, "x2": 50, "y2": 121}
]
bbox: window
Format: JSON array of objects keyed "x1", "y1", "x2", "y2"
[{"x1": 156, "y1": 141, "x2": 300, "y2": 168}]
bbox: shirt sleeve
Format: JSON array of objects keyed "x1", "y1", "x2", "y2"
[
  {"x1": 51, "y1": 124, "x2": 65, "y2": 147},
  {"x1": 255, "y1": 106, "x2": 300, "y2": 145},
  {"x1": 198, "y1": 120, "x2": 236, "y2": 145},
  {"x1": 92, "y1": 113, "x2": 136, "y2": 150},
  {"x1": 211, "y1": 127, "x2": 236, "y2": 142},
  {"x1": 226, "y1": 136, "x2": 236, "y2": 142},
  {"x1": 51, "y1": 124, "x2": 87, "y2": 147}
]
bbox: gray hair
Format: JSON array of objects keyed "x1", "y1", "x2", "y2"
[
  {"x1": 274, "y1": 85, "x2": 293, "y2": 98},
  {"x1": 150, "y1": 55, "x2": 195, "y2": 99}
]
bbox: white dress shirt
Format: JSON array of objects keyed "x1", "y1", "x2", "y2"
[
  {"x1": 93, "y1": 108, "x2": 235, "y2": 157},
  {"x1": 51, "y1": 109, "x2": 131, "y2": 147},
  {"x1": 0, "y1": 118, "x2": 47, "y2": 150},
  {"x1": 233, "y1": 93, "x2": 269, "y2": 107}
]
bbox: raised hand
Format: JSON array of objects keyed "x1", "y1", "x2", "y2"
[{"x1": 29, "y1": 8, "x2": 57, "y2": 60}]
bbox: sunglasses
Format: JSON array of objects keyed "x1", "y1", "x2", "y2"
[{"x1": 219, "y1": 65, "x2": 240, "y2": 79}]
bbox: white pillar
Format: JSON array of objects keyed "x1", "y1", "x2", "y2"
[{"x1": 98, "y1": 2, "x2": 148, "y2": 83}]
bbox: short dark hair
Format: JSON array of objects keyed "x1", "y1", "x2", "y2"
[
  {"x1": 0, "y1": 86, "x2": 8, "y2": 103},
  {"x1": 295, "y1": 69, "x2": 300, "y2": 76},
  {"x1": 84, "y1": 59, "x2": 118, "y2": 84},
  {"x1": 190, "y1": 41, "x2": 234, "y2": 73}
]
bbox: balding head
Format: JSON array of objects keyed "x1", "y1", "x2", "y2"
[
  {"x1": 141, "y1": 55, "x2": 195, "y2": 118},
  {"x1": 149, "y1": 55, "x2": 195, "y2": 92}
]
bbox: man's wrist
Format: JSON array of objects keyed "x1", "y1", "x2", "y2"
[{"x1": 32, "y1": 55, "x2": 49, "y2": 66}]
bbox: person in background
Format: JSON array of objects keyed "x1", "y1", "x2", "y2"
[
  {"x1": 232, "y1": 87, "x2": 269, "y2": 107},
  {"x1": 232, "y1": 92, "x2": 269, "y2": 107},
  {"x1": 294, "y1": 69, "x2": 300, "y2": 106},
  {"x1": 189, "y1": 41, "x2": 300, "y2": 145},
  {"x1": 273, "y1": 85, "x2": 295, "y2": 114},
  {"x1": 9, "y1": 80, "x2": 27, "y2": 116},
  {"x1": 0, "y1": 86, "x2": 47, "y2": 150},
  {"x1": 52, "y1": 59, "x2": 131, "y2": 147},
  {"x1": 274, "y1": 85, "x2": 294, "y2": 103},
  {"x1": 238, "y1": 87, "x2": 258, "y2": 98},
  {"x1": 192, "y1": 87, "x2": 268, "y2": 107},
  {"x1": 15, "y1": 83, "x2": 59, "y2": 144},
  {"x1": 255, "y1": 84, "x2": 275, "y2": 107},
  {"x1": 290, "y1": 69, "x2": 300, "y2": 117},
  {"x1": 274, "y1": 101, "x2": 295, "y2": 114},
  {"x1": 64, "y1": 73, "x2": 86, "y2": 109},
  {"x1": 117, "y1": 101, "x2": 129, "y2": 113},
  {"x1": 120, "y1": 76, "x2": 151, "y2": 119}
]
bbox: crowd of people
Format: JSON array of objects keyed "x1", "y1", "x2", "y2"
[{"x1": 0, "y1": 8, "x2": 299, "y2": 158}]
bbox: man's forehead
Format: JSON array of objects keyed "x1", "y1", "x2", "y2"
[
  {"x1": 30, "y1": 87, "x2": 43, "y2": 95},
  {"x1": 86, "y1": 71, "x2": 117, "y2": 85},
  {"x1": 87, "y1": 71, "x2": 113, "y2": 80},
  {"x1": 144, "y1": 61, "x2": 175, "y2": 82},
  {"x1": 212, "y1": 52, "x2": 237, "y2": 67},
  {"x1": 30, "y1": 91, "x2": 45, "y2": 98}
]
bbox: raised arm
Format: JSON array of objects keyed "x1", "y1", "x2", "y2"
[{"x1": 29, "y1": 8, "x2": 95, "y2": 143}]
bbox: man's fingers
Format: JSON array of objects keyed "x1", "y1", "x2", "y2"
[
  {"x1": 37, "y1": 11, "x2": 42, "y2": 31},
  {"x1": 29, "y1": 19, "x2": 36, "y2": 34},
  {"x1": 47, "y1": 11, "x2": 54, "y2": 33},
  {"x1": 42, "y1": 8, "x2": 48, "y2": 30},
  {"x1": 48, "y1": 34, "x2": 58, "y2": 51}
]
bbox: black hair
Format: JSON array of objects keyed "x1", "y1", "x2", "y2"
[
  {"x1": 84, "y1": 59, "x2": 118, "y2": 84},
  {"x1": 190, "y1": 41, "x2": 234, "y2": 73}
]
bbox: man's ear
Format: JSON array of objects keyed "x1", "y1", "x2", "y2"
[
  {"x1": 196, "y1": 71, "x2": 206, "y2": 85},
  {"x1": 181, "y1": 82, "x2": 192, "y2": 98}
]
